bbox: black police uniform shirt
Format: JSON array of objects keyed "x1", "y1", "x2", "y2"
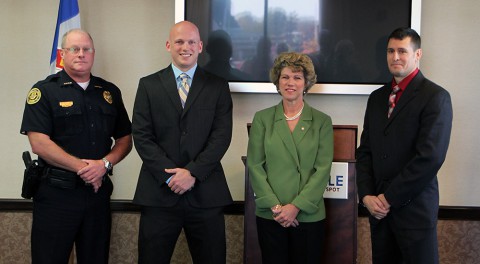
[{"x1": 20, "y1": 70, "x2": 132, "y2": 160}]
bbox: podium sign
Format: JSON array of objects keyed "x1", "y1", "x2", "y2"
[{"x1": 324, "y1": 162, "x2": 349, "y2": 199}]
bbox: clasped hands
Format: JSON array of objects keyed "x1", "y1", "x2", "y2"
[
  {"x1": 271, "y1": 204, "x2": 300, "y2": 228},
  {"x1": 165, "y1": 168, "x2": 195, "y2": 195},
  {"x1": 77, "y1": 159, "x2": 108, "y2": 193},
  {"x1": 363, "y1": 194, "x2": 390, "y2": 220}
]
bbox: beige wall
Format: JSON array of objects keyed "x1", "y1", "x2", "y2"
[{"x1": 1, "y1": 0, "x2": 479, "y2": 206}]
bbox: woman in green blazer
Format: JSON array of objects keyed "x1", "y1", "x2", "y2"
[{"x1": 247, "y1": 52, "x2": 334, "y2": 264}]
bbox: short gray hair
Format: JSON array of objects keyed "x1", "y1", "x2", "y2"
[{"x1": 61, "y1": 29, "x2": 94, "y2": 48}]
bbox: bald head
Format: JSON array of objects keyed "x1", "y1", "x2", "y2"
[{"x1": 169, "y1": 21, "x2": 200, "y2": 40}]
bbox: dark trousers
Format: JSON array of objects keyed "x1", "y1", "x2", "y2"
[
  {"x1": 370, "y1": 216, "x2": 439, "y2": 264},
  {"x1": 138, "y1": 197, "x2": 227, "y2": 264},
  {"x1": 31, "y1": 178, "x2": 113, "y2": 264},
  {"x1": 256, "y1": 217, "x2": 325, "y2": 264}
]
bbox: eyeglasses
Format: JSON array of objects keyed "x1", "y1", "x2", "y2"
[{"x1": 63, "y1": 47, "x2": 95, "y2": 55}]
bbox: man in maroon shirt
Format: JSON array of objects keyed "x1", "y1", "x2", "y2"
[{"x1": 356, "y1": 27, "x2": 453, "y2": 264}]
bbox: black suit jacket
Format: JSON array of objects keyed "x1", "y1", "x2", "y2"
[
  {"x1": 356, "y1": 71, "x2": 452, "y2": 229},
  {"x1": 132, "y1": 65, "x2": 233, "y2": 208}
]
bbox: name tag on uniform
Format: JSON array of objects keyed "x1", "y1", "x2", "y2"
[{"x1": 59, "y1": 101, "x2": 74, "y2": 107}]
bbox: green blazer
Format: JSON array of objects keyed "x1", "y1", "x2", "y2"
[{"x1": 247, "y1": 101, "x2": 334, "y2": 222}]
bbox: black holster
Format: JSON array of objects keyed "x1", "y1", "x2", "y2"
[{"x1": 21, "y1": 151, "x2": 44, "y2": 199}]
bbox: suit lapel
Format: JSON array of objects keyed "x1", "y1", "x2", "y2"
[
  {"x1": 159, "y1": 66, "x2": 183, "y2": 114},
  {"x1": 274, "y1": 103, "x2": 300, "y2": 167},
  {"x1": 386, "y1": 71, "x2": 424, "y2": 126},
  {"x1": 292, "y1": 102, "x2": 312, "y2": 145}
]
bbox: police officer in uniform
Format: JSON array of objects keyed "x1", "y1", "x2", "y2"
[{"x1": 20, "y1": 29, "x2": 132, "y2": 264}]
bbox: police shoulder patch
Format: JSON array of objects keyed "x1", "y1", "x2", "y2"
[{"x1": 27, "y1": 88, "x2": 41, "y2": 105}]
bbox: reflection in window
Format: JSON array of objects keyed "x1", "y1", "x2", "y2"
[{"x1": 188, "y1": 0, "x2": 410, "y2": 84}]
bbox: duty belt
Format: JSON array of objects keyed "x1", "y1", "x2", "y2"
[{"x1": 44, "y1": 166, "x2": 91, "y2": 189}]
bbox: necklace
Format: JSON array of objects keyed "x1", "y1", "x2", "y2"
[{"x1": 284, "y1": 103, "x2": 304, "y2": 121}]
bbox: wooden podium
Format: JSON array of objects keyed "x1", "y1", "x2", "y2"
[{"x1": 243, "y1": 125, "x2": 358, "y2": 264}]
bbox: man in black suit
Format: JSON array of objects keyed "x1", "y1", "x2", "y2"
[
  {"x1": 132, "y1": 21, "x2": 233, "y2": 264},
  {"x1": 356, "y1": 27, "x2": 452, "y2": 264}
]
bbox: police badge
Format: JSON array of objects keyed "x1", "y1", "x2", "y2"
[{"x1": 103, "y1": 91, "x2": 113, "y2": 104}]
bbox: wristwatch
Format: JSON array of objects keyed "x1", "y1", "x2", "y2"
[{"x1": 102, "y1": 158, "x2": 113, "y2": 173}]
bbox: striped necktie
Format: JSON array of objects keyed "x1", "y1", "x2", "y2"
[
  {"x1": 179, "y1": 73, "x2": 190, "y2": 108},
  {"x1": 387, "y1": 85, "x2": 400, "y2": 118}
]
